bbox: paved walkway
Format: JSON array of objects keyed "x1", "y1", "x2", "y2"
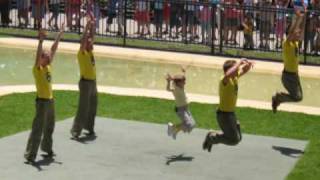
[
  {"x1": 0, "y1": 84, "x2": 320, "y2": 115},
  {"x1": 0, "y1": 117, "x2": 307, "y2": 180},
  {"x1": 0, "y1": 38, "x2": 319, "y2": 79}
]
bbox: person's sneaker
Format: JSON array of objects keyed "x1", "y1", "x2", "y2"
[
  {"x1": 42, "y1": 151, "x2": 56, "y2": 158},
  {"x1": 167, "y1": 122, "x2": 174, "y2": 137},
  {"x1": 172, "y1": 130, "x2": 177, "y2": 140},
  {"x1": 272, "y1": 95, "x2": 280, "y2": 113},
  {"x1": 70, "y1": 131, "x2": 80, "y2": 140},
  {"x1": 202, "y1": 132, "x2": 211, "y2": 151},
  {"x1": 24, "y1": 157, "x2": 35, "y2": 165},
  {"x1": 203, "y1": 131, "x2": 215, "y2": 152},
  {"x1": 84, "y1": 130, "x2": 96, "y2": 137}
]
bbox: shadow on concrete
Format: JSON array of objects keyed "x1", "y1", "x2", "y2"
[
  {"x1": 166, "y1": 154, "x2": 194, "y2": 165},
  {"x1": 24, "y1": 157, "x2": 63, "y2": 171},
  {"x1": 272, "y1": 145, "x2": 304, "y2": 158}
]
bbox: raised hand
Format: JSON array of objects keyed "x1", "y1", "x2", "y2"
[
  {"x1": 38, "y1": 29, "x2": 47, "y2": 40},
  {"x1": 181, "y1": 66, "x2": 186, "y2": 73},
  {"x1": 166, "y1": 73, "x2": 172, "y2": 81},
  {"x1": 60, "y1": 22, "x2": 65, "y2": 33}
]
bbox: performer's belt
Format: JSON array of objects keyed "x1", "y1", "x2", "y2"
[
  {"x1": 283, "y1": 70, "x2": 298, "y2": 75},
  {"x1": 216, "y1": 109, "x2": 234, "y2": 114},
  {"x1": 81, "y1": 77, "x2": 96, "y2": 81},
  {"x1": 36, "y1": 97, "x2": 54, "y2": 102}
]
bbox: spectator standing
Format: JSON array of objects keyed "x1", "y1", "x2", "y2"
[
  {"x1": 199, "y1": 0, "x2": 212, "y2": 44},
  {"x1": 65, "y1": 0, "x2": 81, "y2": 31},
  {"x1": 163, "y1": 0, "x2": 170, "y2": 34},
  {"x1": 242, "y1": 14, "x2": 254, "y2": 49},
  {"x1": 184, "y1": 0, "x2": 197, "y2": 40},
  {"x1": 134, "y1": 0, "x2": 150, "y2": 36},
  {"x1": 275, "y1": 0, "x2": 289, "y2": 49},
  {"x1": 106, "y1": 0, "x2": 117, "y2": 33},
  {"x1": 32, "y1": 0, "x2": 49, "y2": 29},
  {"x1": 154, "y1": 0, "x2": 164, "y2": 38},
  {"x1": 0, "y1": 0, "x2": 10, "y2": 27},
  {"x1": 117, "y1": 0, "x2": 126, "y2": 35},
  {"x1": 48, "y1": 0, "x2": 61, "y2": 30},
  {"x1": 222, "y1": 0, "x2": 240, "y2": 45},
  {"x1": 169, "y1": 0, "x2": 179, "y2": 38},
  {"x1": 17, "y1": 0, "x2": 31, "y2": 28},
  {"x1": 305, "y1": 0, "x2": 320, "y2": 53},
  {"x1": 243, "y1": 0, "x2": 254, "y2": 17},
  {"x1": 258, "y1": 0, "x2": 275, "y2": 49}
]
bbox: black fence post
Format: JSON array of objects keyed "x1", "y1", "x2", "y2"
[
  {"x1": 211, "y1": 3, "x2": 215, "y2": 55},
  {"x1": 123, "y1": 0, "x2": 127, "y2": 47},
  {"x1": 78, "y1": 3, "x2": 81, "y2": 35},
  {"x1": 219, "y1": 4, "x2": 223, "y2": 54},
  {"x1": 303, "y1": 9, "x2": 309, "y2": 64},
  {"x1": 184, "y1": 1, "x2": 188, "y2": 44}
]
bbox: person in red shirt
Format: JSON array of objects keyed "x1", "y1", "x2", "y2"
[
  {"x1": 31, "y1": 0, "x2": 49, "y2": 29},
  {"x1": 65, "y1": 0, "x2": 81, "y2": 31}
]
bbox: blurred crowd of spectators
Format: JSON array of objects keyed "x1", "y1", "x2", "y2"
[{"x1": 0, "y1": 0, "x2": 320, "y2": 54}]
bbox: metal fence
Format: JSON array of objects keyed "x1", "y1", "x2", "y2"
[{"x1": 0, "y1": 0, "x2": 320, "y2": 65}]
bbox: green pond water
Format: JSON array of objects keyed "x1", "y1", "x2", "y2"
[{"x1": 0, "y1": 46, "x2": 319, "y2": 107}]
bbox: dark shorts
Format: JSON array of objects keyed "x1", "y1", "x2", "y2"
[
  {"x1": 186, "y1": 11, "x2": 195, "y2": 26},
  {"x1": 154, "y1": 9, "x2": 163, "y2": 26},
  {"x1": 51, "y1": 4, "x2": 60, "y2": 18},
  {"x1": 260, "y1": 21, "x2": 272, "y2": 36},
  {"x1": 107, "y1": 11, "x2": 116, "y2": 24},
  {"x1": 225, "y1": 18, "x2": 238, "y2": 27},
  {"x1": 170, "y1": 10, "x2": 179, "y2": 27}
]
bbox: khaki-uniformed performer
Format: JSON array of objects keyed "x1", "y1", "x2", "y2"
[
  {"x1": 272, "y1": 12, "x2": 305, "y2": 113},
  {"x1": 70, "y1": 13, "x2": 97, "y2": 139},
  {"x1": 24, "y1": 25, "x2": 64, "y2": 164},
  {"x1": 202, "y1": 59, "x2": 253, "y2": 152}
]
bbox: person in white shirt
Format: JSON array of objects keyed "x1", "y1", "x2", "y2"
[{"x1": 166, "y1": 67, "x2": 196, "y2": 139}]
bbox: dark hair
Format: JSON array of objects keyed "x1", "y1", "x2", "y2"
[{"x1": 223, "y1": 60, "x2": 237, "y2": 73}]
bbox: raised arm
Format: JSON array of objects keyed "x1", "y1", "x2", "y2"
[
  {"x1": 287, "y1": 12, "x2": 305, "y2": 41},
  {"x1": 88, "y1": 11, "x2": 96, "y2": 41},
  {"x1": 49, "y1": 23, "x2": 65, "y2": 61},
  {"x1": 239, "y1": 59, "x2": 254, "y2": 77},
  {"x1": 166, "y1": 73, "x2": 173, "y2": 92},
  {"x1": 222, "y1": 61, "x2": 242, "y2": 85},
  {"x1": 35, "y1": 30, "x2": 46, "y2": 67},
  {"x1": 80, "y1": 15, "x2": 94, "y2": 52}
]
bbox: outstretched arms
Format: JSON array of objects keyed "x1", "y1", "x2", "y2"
[
  {"x1": 239, "y1": 59, "x2": 254, "y2": 77},
  {"x1": 35, "y1": 30, "x2": 47, "y2": 67},
  {"x1": 80, "y1": 13, "x2": 96, "y2": 52},
  {"x1": 222, "y1": 59, "x2": 253, "y2": 85},
  {"x1": 49, "y1": 23, "x2": 65, "y2": 62},
  {"x1": 287, "y1": 12, "x2": 305, "y2": 41},
  {"x1": 166, "y1": 73, "x2": 173, "y2": 92}
]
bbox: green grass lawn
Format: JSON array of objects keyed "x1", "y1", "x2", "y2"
[{"x1": 0, "y1": 91, "x2": 319, "y2": 179}]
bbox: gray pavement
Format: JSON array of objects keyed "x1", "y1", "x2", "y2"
[{"x1": 0, "y1": 117, "x2": 307, "y2": 180}]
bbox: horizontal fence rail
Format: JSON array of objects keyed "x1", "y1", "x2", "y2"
[{"x1": 0, "y1": 0, "x2": 320, "y2": 65}]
